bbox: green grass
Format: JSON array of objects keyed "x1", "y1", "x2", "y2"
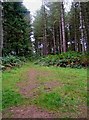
[
  {"x1": 2, "y1": 89, "x2": 22, "y2": 109},
  {"x1": 33, "y1": 92, "x2": 62, "y2": 110},
  {"x1": 3, "y1": 62, "x2": 31, "y2": 90},
  {"x1": 2, "y1": 62, "x2": 33, "y2": 109},
  {"x1": 2, "y1": 61, "x2": 87, "y2": 115},
  {"x1": 32, "y1": 66, "x2": 87, "y2": 112}
]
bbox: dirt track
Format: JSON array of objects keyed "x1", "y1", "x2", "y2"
[{"x1": 2, "y1": 68, "x2": 87, "y2": 118}]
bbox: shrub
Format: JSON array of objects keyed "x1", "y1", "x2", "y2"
[
  {"x1": 1, "y1": 55, "x2": 27, "y2": 70},
  {"x1": 34, "y1": 52, "x2": 89, "y2": 68}
]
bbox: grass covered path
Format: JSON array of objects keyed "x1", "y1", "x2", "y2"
[{"x1": 2, "y1": 62, "x2": 87, "y2": 118}]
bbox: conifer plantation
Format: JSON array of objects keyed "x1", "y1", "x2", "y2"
[
  {"x1": 0, "y1": 0, "x2": 89, "y2": 119},
  {"x1": 33, "y1": 2, "x2": 89, "y2": 55}
]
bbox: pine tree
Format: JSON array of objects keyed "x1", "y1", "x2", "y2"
[{"x1": 3, "y1": 2, "x2": 32, "y2": 56}]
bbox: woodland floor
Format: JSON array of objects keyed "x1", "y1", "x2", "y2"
[{"x1": 2, "y1": 62, "x2": 87, "y2": 118}]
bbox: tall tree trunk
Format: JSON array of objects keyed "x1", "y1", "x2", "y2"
[
  {"x1": 74, "y1": 30, "x2": 77, "y2": 51},
  {"x1": 35, "y1": 38, "x2": 39, "y2": 55},
  {"x1": 0, "y1": 1, "x2": 3, "y2": 57},
  {"x1": 58, "y1": 3, "x2": 62, "y2": 53},
  {"x1": 60, "y1": 2, "x2": 66, "y2": 53},
  {"x1": 79, "y1": 2, "x2": 85, "y2": 53},
  {"x1": 67, "y1": 24, "x2": 71, "y2": 50},
  {"x1": 53, "y1": 24, "x2": 56, "y2": 54},
  {"x1": 74, "y1": 4, "x2": 78, "y2": 52},
  {"x1": 59, "y1": 22, "x2": 63, "y2": 53},
  {"x1": 42, "y1": 0, "x2": 48, "y2": 55},
  {"x1": 81, "y1": 2, "x2": 89, "y2": 52},
  {"x1": 69, "y1": 24, "x2": 73, "y2": 51},
  {"x1": 56, "y1": 26, "x2": 60, "y2": 53},
  {"x1": 84, "y1": 22, "x2": 89, "y2": 52}
]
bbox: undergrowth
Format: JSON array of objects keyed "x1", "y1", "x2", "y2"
[{"x1": 34, "y1": 51, "x2": 89, "y2": 68}]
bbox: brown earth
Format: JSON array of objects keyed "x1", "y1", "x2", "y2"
[
  {"x1": 2, "y1": 105, "x2": 56, "y2": 118},
  {"x1": 2, "y1": 104, "x2": 87, "y2": 118},
  {"x1": 17, "y1": 68, "x2": 62, "y2": 98}
]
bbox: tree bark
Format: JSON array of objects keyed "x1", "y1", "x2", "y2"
[
  {"x1": 79, "y1": 2, "x2": 85, "y2": 53},
  {"x1": 81, "y1": 2, "x2": 89, "y2": 52},
  {"x1": 74, "y1": 4, "x2": 78, "y2": 52},
  {"x1": 59, "y1": 22, "x2": 63, "y2": 53},
  {"x1": 0, "y1": 1, "x2": 3, "y2": 57},
  {"x1": 42, "y1": 0, "x2": 48, "y2": 55},
  {"x1": 60, "y1": 2, "x2": 66, "y2": 53},
  {"x1": 56, "y1": 26, "x2": 60, "y2": 53},
  {"x1": 53, "y1": 24, "x2": 56, "y2": 54}
]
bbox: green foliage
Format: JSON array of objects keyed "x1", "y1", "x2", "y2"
[
  {"x1": 2, "y1": 55, "x2": 21, "y2": 65},
  {"x1": 2, "y1": 89, "x2": 23, "y2": 109},
  {"x1": 3, "y1": 2, "x2": 32, "y2": 56},
  {"x1": 1, "y1": 55, "x2": 37, "y2": 71},
  {"x1": 1, "y1": 55, "x2": 22, "y2": 69},
  {"x1": 80, "y1": 54, "x2": 89, "y2": 67},
  {"x1": 34, "y1": 52, "x2": 89, "y2": 68},
  {"x1": 1, "y1": 54, "x2": 42, "y2": 70}
]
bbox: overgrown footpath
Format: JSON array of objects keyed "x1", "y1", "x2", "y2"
[{"x1": 2, "y1": 59, "x2": 88, "y2": 118}]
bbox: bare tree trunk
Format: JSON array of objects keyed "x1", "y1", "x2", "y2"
[
  {"x1": 42, "y1": 0, "x2": 48, "y2": 55},
  {"x1": 74, "y1": 22, "x2": 77, "y2": 51},
  {"x1": 67, "y1": 24, "x2": 70, "y2": 50},
  {"x1": 59, "y1": 22, "x2": 63, "y2": 53},
  {"x1": 79, "y1": 2, "x2": 85, "y2": 53},
  {"x1": 0, "y1": 1, "x2": 3, "y2": 57},
  {"x1": 74, "y1": 31, "x2": 77, "y2": 51},
  {"x1": 56, "y1": 27, "x2": 60, "y2": 53},
  {"x1": 58, "y1": 3, "x2": 62, "y2": 53},
  {"x1": 74, "y1": 4, "x2": 78, "y2": 52},
  {"x1": 81, "y1": 2, "x2": 89, "y2": 52},
  {"x1": 61, "y1": 2, "x2": 66, "y2": 53},
  {"x1": 84, "y1": 27, "x2": 88, "y2": 52},
  {"x1": 84, "y1": 22, "x2": 89, "y2": 52},
  {"x1": 35, "y1": 39, "x2": 39, "y2": 55},
  {"x1": 53, "y1": 24, "x2": 56, "y2": 54}
]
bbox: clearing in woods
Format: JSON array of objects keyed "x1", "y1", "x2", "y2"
[{"x1": 2, "y1": 62, "x2": 87, "y2": 118}]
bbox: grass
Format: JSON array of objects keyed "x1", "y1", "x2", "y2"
[
  {"x1": 32, "y1": 66, "x2": 87, "y2": 112},
  {"x1": 3, "y1": 62, "x2": 31, "y2": 91},
  {"x1": 2, "y1": 61, "x2": 87, "y2": 115},
  {"x1": 2, "y1": 89, "x2": 22, "y2": 109},
  {"x1": 33, "y1": 92, "x2": 62, "y2": 110},
  {"x1": 2, "y1": 62, "x2": 33, "y2": 109}
]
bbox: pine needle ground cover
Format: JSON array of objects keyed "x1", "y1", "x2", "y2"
[{"x1": 2, "y1": 62, "x2": 87, "y2": 118}]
